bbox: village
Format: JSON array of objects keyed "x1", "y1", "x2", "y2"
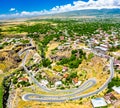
[{"x1": 0, "y1": 19, "x2": 120, "y2": 108}]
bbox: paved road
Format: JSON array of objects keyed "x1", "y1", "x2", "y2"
[
  {"x1": 22, "y1": 78, "x2": 96, "y2": 99},
  {"x1": 22, "y1": 57, "x2": 114, "y2": 102},
  {"x1": 18, "y1": 40, "x2": 114, "y2": 102}
]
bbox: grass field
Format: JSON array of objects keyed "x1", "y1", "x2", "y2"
[{"x1": 0, "y1": 85, "x2": 3, "y2": 108}]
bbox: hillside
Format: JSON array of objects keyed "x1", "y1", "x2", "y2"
[
  {"x1": 0, "y1": 9, "x2": 120, "y2": 21},
  {"x1": 52, "y1": 9, "x2": 120, "y2": 17}
]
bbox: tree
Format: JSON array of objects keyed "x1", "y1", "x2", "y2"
[
  {"x1": 42, "y1": 58, "x2": 52, "y2": 67},
  {"x1": 70, "y1": 72, "x2": 77, "y2": 78},
  {"x1": 78, "y1": 49, "x2": 83, "y2": 55},
  {"x1": 58, "y1": 58, "x2": 69, "y2": 65},
  {"x1": 70, "y1": 55, "x2": 76, "y2": 61},
  {"x1": 71, "y1": 50, "x2": 78, "y2": 54},
  {"x1": 69, "y1": 60, "x2": 80, "y2": 68},
  {"x1": 13, "y1": 78, "x2": 17, "y2": 84}
]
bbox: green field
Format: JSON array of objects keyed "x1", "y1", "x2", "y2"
[{"x1": 0, "y1": 85, "x2": 3, "y2": 108}]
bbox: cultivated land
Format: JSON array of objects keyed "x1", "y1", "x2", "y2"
[{"x1": 0, "y1": 18, "x2": 120, "y2": 108}]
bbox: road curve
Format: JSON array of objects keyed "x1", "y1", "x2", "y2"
[
  {"x1": 19, "y1": 40, "x2": 114, "y2": 102},
  {"x1": 22, "y1": 78, "x2": 96, "y2": 99},
  {"x1": 22, "y1": 57, "x2": 114, "y2": 102}
]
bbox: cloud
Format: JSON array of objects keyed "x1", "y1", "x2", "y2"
[
  {"x1": 9, "y1": 8, "x2": 16, "y2": 11},
  {"x1": 50, "y1": 0, "x2": 120, "y2": 13},
  {"x1": 1, "y1": 0, "x2": 120, "y2": 19}
]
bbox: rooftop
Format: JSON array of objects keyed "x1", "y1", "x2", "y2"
[
  {"x1": 91, "y1": 98, "x2": 107, "y2": 108},
  {"x1": 95, "y1": 46, "x2": 108, "y2": 51},
  {"x1": 112, "y1": 86, "x2": 120, "y2": 94}
]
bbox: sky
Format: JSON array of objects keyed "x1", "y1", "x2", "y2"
[{"x1": 0, "y1": 0, "x2": 120, "y2": 19}]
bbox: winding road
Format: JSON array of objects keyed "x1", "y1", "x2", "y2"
[{"x1": 19, "y1": 40, "x2": 114, "y2": 102}]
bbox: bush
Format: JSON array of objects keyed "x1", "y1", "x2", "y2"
[
  {"x1": 88, "y1": 53, "x2": 94, "y2": 60},
  {"x1": 0, "y1": 44, "x2": 3, "y2": 49},
  {"x1": 13, "y1": 78, "x2": 17, "y2": 84}
]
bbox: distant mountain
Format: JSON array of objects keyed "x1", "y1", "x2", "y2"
[
  {"x1": 50, "y1": 9, "x2": 120, "y2": 18},
  {"x1": 0, "y1": 9, "x2": 120, "y2": 21}
]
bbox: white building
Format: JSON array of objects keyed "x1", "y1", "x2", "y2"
[
  {"x1": 41, "y1": 80, "x2": 49, "y2": 86},
  {"x1": 33, "y1": 53, "x2": 41, "y2": 63},
  {"x1": 91, "y1": 98, "x2": 107, "y2": 108},
  {"x1": 75, "y1": 81, "x2": 82, "y2": 87},
  {"x1": 55, "y1": 81, "x2": 62, "y2": 87},
  {"x1": 100, "y1": 44, "x2": 108, "y2": 48},
  {"x1": 94, "y1": 46, "x2": 108, "y2": 54},
  {"x1": 58, "y1": 46, "x2": 63, "y2": 50},
  {"x1": 112, "y1": 86, "x2": 120, "y2": 94}
]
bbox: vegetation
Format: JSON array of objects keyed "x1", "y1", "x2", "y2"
[
  {"x1": 2, "y1": 76, "x2": 11, "y2": 108},
  {"x1": 58, "y1": 49, "x2": 86, "y2": 68},
  {"x1": 0, "y1": 44, "x2": 3, "y2": 49},
  {"x1": 0, "y1": 85, "x2": 3, "y2": 108},
  {"x1": 88, "y1": 53, "x2": 94, "y2": 60},
  {"x1": 0, "y1": 18, "x2": 120, "y2": 107},
  {"x1": 107, "y1": 77, "x2": 120, "y2": 93},
  {"x1": 62, "y1": 71, "x2": 78, "y2": 84},
  {"x1": 42, "y1": 58, "x2": 52, "y2": 67},
  {"x1": 0, "y1": 42, "x2": 9, "y2": 49},
  {"x1": 109, "y1": 45, "x2": 120, "y2": 52}
]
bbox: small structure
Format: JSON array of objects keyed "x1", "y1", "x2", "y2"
[
  {"x1": 62, "y1": 67, "x2": 68, "y2": 72},
  {"x1": 63, "y1": 73, "x2": 69, "y2": 78},
  {"x1": 14, "y1": 56, "x2": 22, "y2": 62},
  {"x1": 114, "y1": 60, "x2": 120, "y2": 70},
  {"x1": 75, "y1": 81, "x2": 82, "y2": 87},
  {"x1": 100, "y1": 44, "x2": 108, "y2": 48},
  {"x1": 114, "y1": 41, "x2": 120, "y2": 47},
  {"x1": 58, "y1": 46, "x2": 63, "y2": 50},
  {"x1": 50, "y1": 55, "x2": 67, "y2": 61},
  {"x1": 60, "y1": 36, "x2": 65, "y2": 41},
  {"x1": 94, "y1": 46, "x2": 108, "y2": 54},
  {"x1": 112, "y1": 86, "x2": 120, "y2": 94},
  {"x1": 55, "y1": 81, "x2": 62, "y2": 87},
  {"x1": 0, "y1": 70, "x2": 3, "y2": 74},
  {"x1": 18, "y1": 78, "x2": 29, "y2": 82},
  {"x1": 72, "y1": 77, "x2": 78, "y2": 84},
  {"x1": 74, "y1": 39, "x2": 80, "y2": 44},
  {"x1": 41, "y1": 72, "x2": 46, "y2": 77},
  {"x1": 114, "y1": 60, "x2": 120, "y2": 66},
  {"x1": 72, "y1": 77, "x2": 81, "y2": 86},
  {"x1": 64, "y1": 42, "x2": 70, "y2": 45},
  {"x1": 91, "y1": 98, "x2": 107, "y2": 108},
  {"x1": 33, "y1": 53, "x2": 41, "y2": 63},
  {"x1": 104, "y1": 93, "x2": 118, "y2": 104},
  {"x1": 41, "y1": 80, "x2": 49, "y2": 86}
]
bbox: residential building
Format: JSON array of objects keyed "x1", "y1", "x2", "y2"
[
  {"x1": 112, "y1": 86, "x2": 120, "y2": 94},
  {"x1": 104, "y1": 93, "x2": 118, "y2": 104},
  {"x1": 41, "y1": 80, "x2": 49, "y2": 86},
  {"x1": 91, "y1": 98, "x2": 107, "y2": 108},
  {"x1": 55, "y1": 81, "x2": 62, "y2": 87}
]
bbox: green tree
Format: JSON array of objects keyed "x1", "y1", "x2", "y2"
[
  {"x1": 71, "y1": 50, "x2": 78, "y2": 54},
  {"x1": 42, "y1": 58, "x2": 52, "y2": 67}
]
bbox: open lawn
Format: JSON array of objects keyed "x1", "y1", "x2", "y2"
[
  {"x1": 0, "y1": 64, "x2": 6, "y2": 72},
  {"x1": 46, "y1": 41, "x2": 60, "y2": 58},
  {"x1": 44, "y1": 69, "x2": 55, "y2": 79}
]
